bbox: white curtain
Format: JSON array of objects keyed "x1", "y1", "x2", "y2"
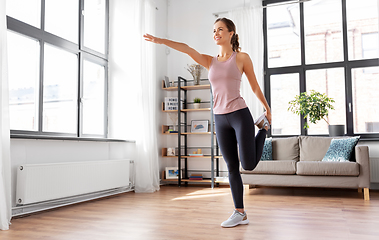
[
  {"x1": 229, "y1": 1, "x2": 264, "y2": 119},
  {"x1": 0, "y1": 0, "x2": 12, "y2": 231},
  {"x1": 133, "y1": 0, "x2": 160, "y2": 193}
]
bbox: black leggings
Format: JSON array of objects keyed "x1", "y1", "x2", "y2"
[{"x1": 215, "y1": 107, "x2": 267, "y2": 209}]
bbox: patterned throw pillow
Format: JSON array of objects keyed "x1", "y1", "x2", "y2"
[
  {"x1": 260, "y1": 138, "x2": 272, "y2": 161},
  {"x1": 321, "y1": 137, "x2": 360, "y2": 162}
]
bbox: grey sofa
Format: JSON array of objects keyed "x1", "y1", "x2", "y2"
[{"x1": 241, "y1": 136, "x2": 370, "y2": 200}]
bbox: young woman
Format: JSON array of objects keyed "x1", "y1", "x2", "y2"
[{"x1": 144, "y1": 18, "x2": 271, "y2": 228}]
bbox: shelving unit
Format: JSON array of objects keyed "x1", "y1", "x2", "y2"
[{"x1": 161, "y1": 77, "x2": 223, "y2": 188}]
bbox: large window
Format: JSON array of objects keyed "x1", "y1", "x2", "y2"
[
  {"x1": 306, "y1": 68, "x2": 346, "y2": 135},
  {"x1": 7, "y1": 0, "x2": 108, "y2": 138},
  {"x1": 352, "y1": 66, "x2": 379, "y2": 134},
  {"x1": 304, "y1": 0, "x2": 344, "y2": 64},
  {"x1": 264, "y1": 0, "x2": 379, "y2": 138},
  {"x1": 7, "y1": 32, "x2": 40, "y2": 131},
  {"x1": 267, "y1": 1, "x2": 301, "y2": 68},
  {"x1": 270, "y1": 73, "x2": 300, "y2": 135}
]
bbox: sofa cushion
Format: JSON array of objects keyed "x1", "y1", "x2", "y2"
[
  {"x1": 299, "y1": 136, "x2": 332, "y2": 161},
  {"x1": 260, "y1": 138, "x2": 272, "y2": 161},
  {"x1": 272, "y1": 137, "x2": 299, "y2": 161},
  {"x1": 296, "y1": 161, "x2": 359, "y2": 176},
  {"x1": 241, "y1": 160, "x2": 297, "y2": 175},
  {"x1": 322, "y1": 137, "x2": 360, "y2": 162}
]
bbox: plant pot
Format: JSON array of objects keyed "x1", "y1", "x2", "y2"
[
  {"x1": 328, "y1": 125, "x2": 345, "y2": 137},
  {"x1": 193, "y1": 103, "x2": 200, "y2": 109}
]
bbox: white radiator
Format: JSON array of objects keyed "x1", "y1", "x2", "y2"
[
  {"x1": 16, "y1": 159, "x2": 131, "y2": 205},
  {"x1": 371, "y1": 158, "x2": 379, "y2": 183}
]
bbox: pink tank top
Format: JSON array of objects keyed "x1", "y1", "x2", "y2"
[{"x1": 208, "y1": 51, "x2": 247, "y2": 114}]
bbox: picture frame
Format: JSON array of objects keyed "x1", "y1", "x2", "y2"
[
  {"x1": 191, "y1": 120, "x2": 209, "y2": 133},
  {"x1": 164, "y1": 76, "x2": 170, "y2": 88},
  {"x1": 165, "y1": 167, "x2": 180, "y2": 179},
  {"x1": 167, "y1": 147, "x2": 175, "y2": 156},
  {"x1": 165, "y1": 97, "x2": 178, "y2": 111}
]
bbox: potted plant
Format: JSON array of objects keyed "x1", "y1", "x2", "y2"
[
  {"x1": 193, "y1": 98, "x2": 201, "y2": 109},
  {"x1": 288, "y1": 90, "x2": 343, "y2": 136}
]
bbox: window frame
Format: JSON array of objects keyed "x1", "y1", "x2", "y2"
[
  {"x1": 263, "y1": 0, "x2": 379, "y2": 139},
  {"x1": 7, "y1": 0, "x2": 109, "y2": 138}
]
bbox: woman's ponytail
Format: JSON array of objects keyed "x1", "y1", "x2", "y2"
[{"x1": 231, "y1": 33, "x2": 241, "y2": 53}]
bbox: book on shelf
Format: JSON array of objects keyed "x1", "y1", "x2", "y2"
[
  {"x1": 188, "y1": 153, "x2": 204, "y2": 157},
  {"x1": 189, "y1": 174, "x2": 203, "y2": 180}
]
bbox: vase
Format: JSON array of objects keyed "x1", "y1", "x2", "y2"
[
  {"x1": 193, "y1": 75, "x2": 200, "y2": 85},
  {"x1": 328, "y1": 125, "x2": 345, "y2": 137},
  {"x1": 193, "y1": 103, "x2": 200, "y2": 109}
]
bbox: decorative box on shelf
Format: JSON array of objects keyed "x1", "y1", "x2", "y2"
[{"x1": 161, "y1": 148, "x2": 176, "y2": 157}]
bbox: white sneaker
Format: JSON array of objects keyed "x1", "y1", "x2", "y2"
[
  {"x1": 221, "y1": 210, "x2": 249, "y2": 228},
  {"x1": 254, "y1": 113, "x2": 270, "y2": 130}
]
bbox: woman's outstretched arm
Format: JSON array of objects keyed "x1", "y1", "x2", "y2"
[{"x1": 144, "y1": 34, "x2": 213, "y2": 70}]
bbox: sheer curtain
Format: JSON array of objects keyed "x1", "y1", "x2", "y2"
[
  {"x1": 229, "y1": 0, "x2": 264, "y2": 119},
  {"x1": 133, "y1": 0, "x2": 160, "y2": 193},
  {"x1": 0, "y1": 0, "x2": 12, "y2": 231}
]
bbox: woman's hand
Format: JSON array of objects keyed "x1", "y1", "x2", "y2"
[
  {"x1": 265, "y1": 110, "x2": 272, "y2": 125},
  {"x1": 143, "y1": 33, "x2": 163, "y2": 44}
]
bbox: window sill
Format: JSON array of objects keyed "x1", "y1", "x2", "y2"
[{"x1": 10, "y1": 134, "x2": 135, "y2": 143}]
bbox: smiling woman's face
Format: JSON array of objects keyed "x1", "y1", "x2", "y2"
[{"x1": 213, "y1": 21, "x2": 233, "y2": 46}]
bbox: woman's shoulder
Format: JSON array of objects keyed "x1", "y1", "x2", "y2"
[
  {"x1": 236, "y1": 51, "x2": 252, "y2": 65},
  {"x1": 236, "y1": 51, "x2": 250, "y2": 59}
]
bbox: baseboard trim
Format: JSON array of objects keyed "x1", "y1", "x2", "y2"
[{"x1": 12, "y1": 186, "x2": 134, "y2": 217}]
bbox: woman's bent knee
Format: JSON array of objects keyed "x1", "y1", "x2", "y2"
[{"x1": 241, "y1": 162, "x2": 258, "y2": 171}]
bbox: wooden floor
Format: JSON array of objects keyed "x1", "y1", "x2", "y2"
[{"x1": 1, "y1": 185, "x2": 379, "y2": 240}]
